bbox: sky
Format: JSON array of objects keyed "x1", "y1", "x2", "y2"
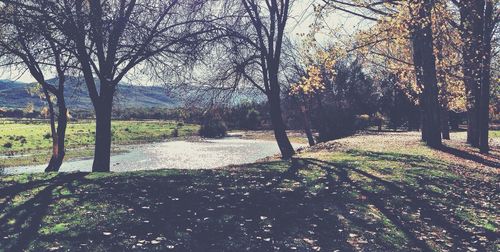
[{"x1": 0, "y1": 0, "x2": 367, "y2": 85}]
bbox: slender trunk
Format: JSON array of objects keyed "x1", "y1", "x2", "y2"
[
  {"x1": 300, "y1": 104, "x2": 315, "y2": 146},
  {"x1": 315, "y1": 94, "x2": 327, "y2": 142},
  {"x1": 46, "y1": 101, "x2": 67, "y2": 172},
  {"x1": 479, "y1": 0, "x2": 493, "y2": 153},
  {"x1": 435, "y1": 31, "x2": 449, "y2": 141},
  {"x1": 410, "y1": 0, "x2": 442, "y2": 148},
  {"x1": 267, "y1": 85, "x2": 294, "y2": 159},
  {"x1": 441, "y1": 107, "x2": 450, "y2": 140},
  {"x1": 43, "y1": 89, "x2": 59, "y2": 172},
  {"x1": 92, "y1": 85, "x2": 114, "y2": 172}
]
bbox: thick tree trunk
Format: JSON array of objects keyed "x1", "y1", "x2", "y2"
[
  {"x1": 92, "y1": 85, "x2": 114, "y2": 172},
  {"x1": 300, "y1": 104, "x2": 315, "y2": 147},
  {"x1": 268, "y1": 89, "x2": 295, "y2": 159},
  {"x1": 441, "y1": 107, "x2": 450, "y2": 140},
  {"x1": 479, "y1": 0, "x2": 493, "y2": 153},
  {"x1": 410, "y1": 0, "x2": 442, "y2": 148}
]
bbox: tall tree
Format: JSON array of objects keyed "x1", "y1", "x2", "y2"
[
  {"x1": 0, "y1": 4, "x2": 71, "y2": 171},
  {"x1": 4, "y1": 0, "x2": 216, "y2": 171},
  {"x1": 452, "y1": 0, "x2": 498, "y2": 152},
  {"x1": 478, "y1": 0, "x2": 495, "y2": 153},
  {"x1": 408, "y1": 0, "x2": 442, "y2": 147},
  {"x1": 322, "y1": 0, "x2": 443, "y2": 147},
  {"x1": 219, "y1": 0, "x2": 295, "y2": 158}
]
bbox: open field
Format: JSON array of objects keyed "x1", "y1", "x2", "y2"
[
  {"x1": 0, "y1": 131, "x2": 498, "y2": 251},
  {"x1": 0, "y1": 120, "x2": 199, "y2": 168}
]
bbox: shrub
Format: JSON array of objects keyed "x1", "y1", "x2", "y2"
[
  {"x1": 199, "y1": 119, "x2": 227, "y2": 138},
  {"x1": 3, "y1": 142, "x2": 12, "y2": 148},
  {"x1": 242, "y1": 109, "x2": 261, "y2": 130},
  {"x1": 171, "y1": 127, "x2": 179, "y2": 137},
  {"x1": 43, "y1": 133, "x2": 52, "y2": 139},
  {"x1": 20, "y1": 138, "x2": 27, "y2": 144},
  {"x1": 316, "y1": 110, "x2": 356, "y2": 142},
  {"x1": 354, "y1": 114, "x2": 371, "y2": 130}
]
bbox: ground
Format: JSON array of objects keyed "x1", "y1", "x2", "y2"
[
  {"x1": 0, "y1": 120, "x2": 199, "y2": 167},
  {"x1": 0, "y1": 131, "x2": 498, "y2": 251}
]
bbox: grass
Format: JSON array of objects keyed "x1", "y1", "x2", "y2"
[
  {"x1": 0, "y1": 120, "x2": 199, "y2": 168},
  {"x1": 490, "y1": 130, "x2": 500, "y2": 138},
  {"x1": 0, "y1": 132, "x2": 497, "y2": 251}
]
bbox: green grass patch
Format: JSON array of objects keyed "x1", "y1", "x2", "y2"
[
  {"x1": 0, "y1": 120, "x2": 199, "y2": 167},
  {"x1": 0, "y1": 134, "x2": 497, "y2": 251}
]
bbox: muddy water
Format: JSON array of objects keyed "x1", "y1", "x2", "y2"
[{"x1": 1, "y1": 138, "x2": 304, "y2": 175}]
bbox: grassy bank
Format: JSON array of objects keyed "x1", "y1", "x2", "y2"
[
  {"x1": 0, "y1": 132, "x2": 497, "y2": 251},
  {"x1": 0, "y1": 120, "x2": 199, "y2": 168}
]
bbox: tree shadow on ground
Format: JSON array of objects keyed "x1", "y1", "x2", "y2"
[
  {"x1": 437, "y1": 145, "x2": 500, "y2": 168},
  {"x1": 0, "y1": 173, "x2": 87, "y2": 251},
  {"x1": 0, "y1": 155, "x2": 497, "y2": 251}
]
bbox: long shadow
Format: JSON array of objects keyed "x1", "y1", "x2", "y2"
[
  {"x1": 0, "y1": 172, "x2": 86, "y2": 251},
  {"x1": 1, "y1": 157, "x2": 496, "y2": 251},
  {"x1": 304, "y1": 158, "x2": 435, "y2": 252},
  {"x1": 305, "y1": 158, "x2": 492, "y2": 251},
  {"x1": 438, "y1": 145, "x2": 500, "y2": 168},
  {"x1": 42, "y1": 167, "x2": 356, "y2": 252}
]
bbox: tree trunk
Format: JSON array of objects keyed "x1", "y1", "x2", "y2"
[
  {"x1": 92, "y1": 95, "x2": 113, "y2": 172},
  {"x1": 43, "y1": 89, "x2": 60, "y2": 172},
  {"x1": 449, "y1": 112, "x2": 460, "y2": 131},
  {"x1": 46, "y1": 102, "x2": 67, "y2": 172},
  {"x1": 410, "y1": 0, "x2": 442, "y2": 148},
  {"x1": 460, "y1": 0, "x2": 485, "y2": 147},
  {"x1": 300, "y1": 104, "x2": 315, "y2": 146},
  {"x1": 479, "y1": 0, "x2": 493, "y2": 153},
  {"x1": 267, "y1": 89, "x2": 295, "y2": 159},
  {"x1": 441, "y1": 107, "x2": 450, "y2": 140}
]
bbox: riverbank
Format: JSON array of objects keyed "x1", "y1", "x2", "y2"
[
  {"x1": 0, "y1": 131, "x2": 497, "y2": 251},
  {"x1": 0, "y1": 120, "x2": 199, "y2": 168}
]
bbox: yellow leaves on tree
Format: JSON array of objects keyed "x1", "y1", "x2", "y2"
[{"x1": 351, "y1": 0, "x2": 466, "y2": 112}]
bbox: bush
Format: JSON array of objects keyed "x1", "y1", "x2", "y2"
[
  {"x1": 354, "y1": 114, "x2": 371, "y2": 130},
  {"x1": 315, "y1": 111, "x2": 356, "y2": 142},
  {"x1": 242, "y1": 109, "x2": 261, "y2": 130},
  {"x1": 171, "y1": 127, "x2": 179, "y2": 137},
  {"x1": 19, "y1": 137, "x2": 27, "y2": 144},
  {"x1": 3, "y1": 142, "x2": 12, "y2": 148},
  {"x1": 43, "y1": 133, "x2": 52, "y2": 139},
  {"x1": 199, "y1": 119, "x2": 227, "y2": 138}
]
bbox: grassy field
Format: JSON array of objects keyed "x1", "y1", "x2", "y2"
[
  {"x1": 0, "y1": 120, "x2": 199, "y2": 168},
  {"x1": 0, "y1": 132, "x2": 497, "y2": 251}
]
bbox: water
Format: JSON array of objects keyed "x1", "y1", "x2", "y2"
[{"x1": 0, "y1": 138, "x2": 303, "y2": 175}]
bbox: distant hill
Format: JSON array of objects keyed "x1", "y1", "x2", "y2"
[{"x1": 0, "y1": 78, "x2": 179, "y2": 110}]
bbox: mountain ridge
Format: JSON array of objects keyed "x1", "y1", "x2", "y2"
[{"x1": 0, "y1": 78, "x2": 179, "y2": 110}]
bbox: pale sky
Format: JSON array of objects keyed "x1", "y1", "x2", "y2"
[{"x1": 0, "y1": 0, "x2": 366, "y2": 85}]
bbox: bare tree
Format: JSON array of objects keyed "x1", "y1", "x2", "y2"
[
  {"x1": 0, "y1": 4, "x2": 72, "y2": 171},
  {"x1": 211, "y1": 0, "x2": 295, "y2": 158},
  {"x1": 1, "y1": 0, "x2": 219, "y2": 171}
]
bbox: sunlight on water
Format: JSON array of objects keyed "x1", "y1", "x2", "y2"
[{"x1": 1, "y1": 138, "x2": 304, "y2": 174}]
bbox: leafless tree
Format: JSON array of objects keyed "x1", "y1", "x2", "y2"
[
  {"x1": 0, "y1": 4, "x2": 73, "y2": 171},
  {"x1": 205, "y1": 0, "x2": 296, "y2": 158},
  {"x1": 1, "y1": 0, "x2": 221, "y2": 171}
]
